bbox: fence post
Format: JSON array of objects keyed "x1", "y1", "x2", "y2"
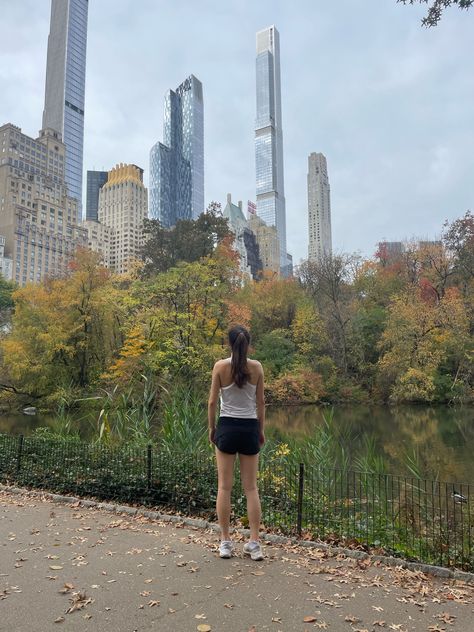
[
  {"x1": 297, "y1": 463, "x2": 304, "y2": 537},
  {"x1": 16, "y1": 434, "x2": 24, "y2": 475},
  {"x1": 147, "y1": 444, "x2": 152, "y2": 490}
]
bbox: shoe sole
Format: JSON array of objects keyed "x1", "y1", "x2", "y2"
[{"x1": 243, "y1": 549, "x2": 264, "y2": 561}]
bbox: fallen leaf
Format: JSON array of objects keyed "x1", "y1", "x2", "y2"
[
  {"x1": 195, "y1": 614, "x2": 207, "y2": 619},
  {"x1": 66, "y1": 592, "x2": 93, "y2": 614},
  {"x1": 251, "y1": 571, "x2": 265, "y2": 576},
  {"x1": 197, "y1": 626, "x2": 212, "y2": 632},
  {"x1": 304, "y1": 616, "x2": 318, "y2": 623},
  {"x1": 54, "y1": 616, "x2": 65, "y2": 624},
  {"x1": 49, "y1": 565, "x2": 63, "y2": 571}
]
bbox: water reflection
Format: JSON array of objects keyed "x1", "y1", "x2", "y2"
[
  {"x1": 266, "y1": 405, "x2": 474, "y2": 483},
  {"x1": 1, "y1": 405, "x2": 473, "y2": 483}
]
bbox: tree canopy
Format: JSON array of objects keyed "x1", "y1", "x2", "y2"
[
  {"x1": 140, "y1": 202, "x2": 231, "y2": 276},
  {"x1": 398, "y1": 0, "x2": 473, "y2": 26}
]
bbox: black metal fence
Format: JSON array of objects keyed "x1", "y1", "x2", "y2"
[{"x1": 0, "y1": 433, "x2": 472, "y2": 571}]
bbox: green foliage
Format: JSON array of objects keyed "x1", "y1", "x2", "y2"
[
  {"x1": 140, "y1": 203, "x2": 231, "y2": 276},
  {"x1": 159, "y1": 386, "x2": 209, "y2": 456},
  {"x1": 254, "y1": 329, "x2": 296, "y2": 376}
]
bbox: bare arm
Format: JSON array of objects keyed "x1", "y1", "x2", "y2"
[
  {"x1": 256, "y1": 362, "x2": 265, "y2": 443},
  {"x1": 208, "y1": 362, "x2": 221, "y2": 441}
]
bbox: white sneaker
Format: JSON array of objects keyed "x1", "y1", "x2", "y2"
[
  {"x1": 219, "y1": 540, "x2": 234, "y2": 558},
  {"x1": 243, "y1": 540, "x2": 264, "y2": 561}
]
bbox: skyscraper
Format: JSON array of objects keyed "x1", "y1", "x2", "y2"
[
  {"x1": 86, "y1": 170, "x2": 108, "y2": 222},
  {"x1": 308, "y1": 152, "x2": 332, "y2": 261},
  {"x1": 255, "y1": 26, "x2": 287, "y2": 274},
  {"x1": 42, "y1": 0, "x2": 88, "y2": 210},
  {"x1": 149, "y1": 75, "x2": 204, "y2": 227},
  {"x1": 98, "y1": 164, "x2": 148, "y2": 274}
]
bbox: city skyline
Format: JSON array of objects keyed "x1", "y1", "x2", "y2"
[
  {"x1": 1, "y1": 1, "x2": 473, "y2": 264},
  {"x1": 42, "y1": 0, "x2": 88, "y2": 209}
]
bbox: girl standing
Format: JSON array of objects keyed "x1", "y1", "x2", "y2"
[{"x1": 208, "y1": 326, "x2": 265, "y2": 560}]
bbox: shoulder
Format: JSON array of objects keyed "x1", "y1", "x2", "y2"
[
  {"x1": 213, "y1": 358, "x2": 230, "y2": 371},
  {"x1": 248, "y1": 359, "x2": 264, "y2": 373}
]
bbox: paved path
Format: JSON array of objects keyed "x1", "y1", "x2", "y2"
[{"x1": 1, "y1": 490, "x2": 473, "y2": 632}]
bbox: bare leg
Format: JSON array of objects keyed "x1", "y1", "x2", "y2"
[
  {"x1": 215, "y1": 448, "x2": 236, "y2": 541},
  {"x1": 239, "y1": 453, "x2": 261, "y2": 542}
]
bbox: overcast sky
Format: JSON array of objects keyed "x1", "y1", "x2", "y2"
[{"x1": 1, "y1": 0, "x2": 473, "y2": 263}]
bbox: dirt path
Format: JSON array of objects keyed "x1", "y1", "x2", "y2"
[{"x1": 1, "y1": 490, "x2": 473, "y2": 632}]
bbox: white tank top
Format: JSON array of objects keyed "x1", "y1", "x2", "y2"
[{"x1": 220, "y1": 381, "x2": 257, "y2": 419}]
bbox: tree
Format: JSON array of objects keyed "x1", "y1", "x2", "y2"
[
  {"x1": 377, "y1": 287, "x2": 471, "y2": 401},
  {"x1": 141, "y1": 202, "x2": 231, "y2": 276},
  {"x1": 0, "y1": 250, "x2": 125, "y2": 396},
  {"x1": 398, "y1": 0, "x2": 473, "y2": 27},
  {"x1": 442, "y1": 211, "x2": 474, "y2": 295},
  {"x1": 0, "y1": 275, "x2": 16, "y2": 329},
  {"x1": 299, "y1": 254, "x2": 359, "y2": 374}
]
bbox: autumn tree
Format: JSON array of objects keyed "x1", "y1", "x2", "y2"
[
  {"x1": 0, "y1": 250, "x2": 125, "y2": 397},
  {"x1": 377, "y1": 287, "x2": 471, "y2": 402}
]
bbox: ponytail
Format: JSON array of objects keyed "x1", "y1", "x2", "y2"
[{"x1": 229, "y1": 326, "x2": 250, "y2": 387}]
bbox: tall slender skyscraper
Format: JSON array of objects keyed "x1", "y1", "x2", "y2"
[
  {"x1": 255, "y1": 26, "x2": 287, "y2": 274},
  {"x1": 149, "y1": 75, "x2": 204, "y2": 227},
  {"x1": 42, "y1": 0, "x2": 88, "y2": 210},
  {"x1": 308, "y1": 152, "x2": 332, "y2": 261}
]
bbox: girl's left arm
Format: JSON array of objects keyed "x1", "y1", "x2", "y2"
[{"x1": 208, "y1": 362, "x2": 221, "y2": 443}]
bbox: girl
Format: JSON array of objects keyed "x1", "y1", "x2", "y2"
[{"x1": 208, "y1": 325, "x2": 265, "y2": 560}]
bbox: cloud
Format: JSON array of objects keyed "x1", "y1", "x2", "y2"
[{"x1": 0, "y1": 0, "x2": 472, "y2": 265}]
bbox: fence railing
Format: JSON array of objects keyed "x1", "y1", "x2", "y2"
[{"x1": 0, "y1": 433, "x2": 472, "y2": 571}]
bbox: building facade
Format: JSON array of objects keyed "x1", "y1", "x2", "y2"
[
  {"x1": 248, "y1": 213, "x2": 280, "y2": 276},
  {"x1": 255, "y1": 26, "x2": 287, "y2": 274},
  {"x1": 0, "y1": 123, "x2": 87, "y2": 286},
  {"x1": 86, "y1": 170, "x2": 108, "y2": 221},
  {"x1": 42, "y1": 0, "x2": 88, "y2": 210},
  {"x1": 223, "y1": 193, "x2": 262, "y2": 281},
  {"x1": 149, "y1": 75, "x2": 204, "y2": 227},
  {"x1": 97, "y1": 163, "x2": 148, "y2": 274},
  {"x1": 83, "y1": 219, "x2": 112, "y2": 267},
  {"x1": 308, "y1": 152, "x2": 332, "y2": 261}
]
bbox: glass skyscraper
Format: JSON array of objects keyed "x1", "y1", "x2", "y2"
[
  {"x1": 150, "y1": 75, "x2": 204, "y2": 227},
  {"x1": 86, "y1": 170, "x2": 108, "y2": 222},
  {"x1": 255, "y1": 26, "x2": 287, "y2": 274},
  {"x1": 42, "y1": 0, "x2": 88, "y2": 211}
]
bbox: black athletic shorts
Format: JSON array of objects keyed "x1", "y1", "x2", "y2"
[{"x1": 214, "y1": 417, "x2": 260, "y2": 455}]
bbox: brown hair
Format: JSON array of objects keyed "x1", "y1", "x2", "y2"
[{"x1": 229, "y1": 325, "x2": 250, "y2": 388}]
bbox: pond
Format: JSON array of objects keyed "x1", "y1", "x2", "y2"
[{"x1": 1, "y1": 404, "x2": 473, "y2": 483}]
